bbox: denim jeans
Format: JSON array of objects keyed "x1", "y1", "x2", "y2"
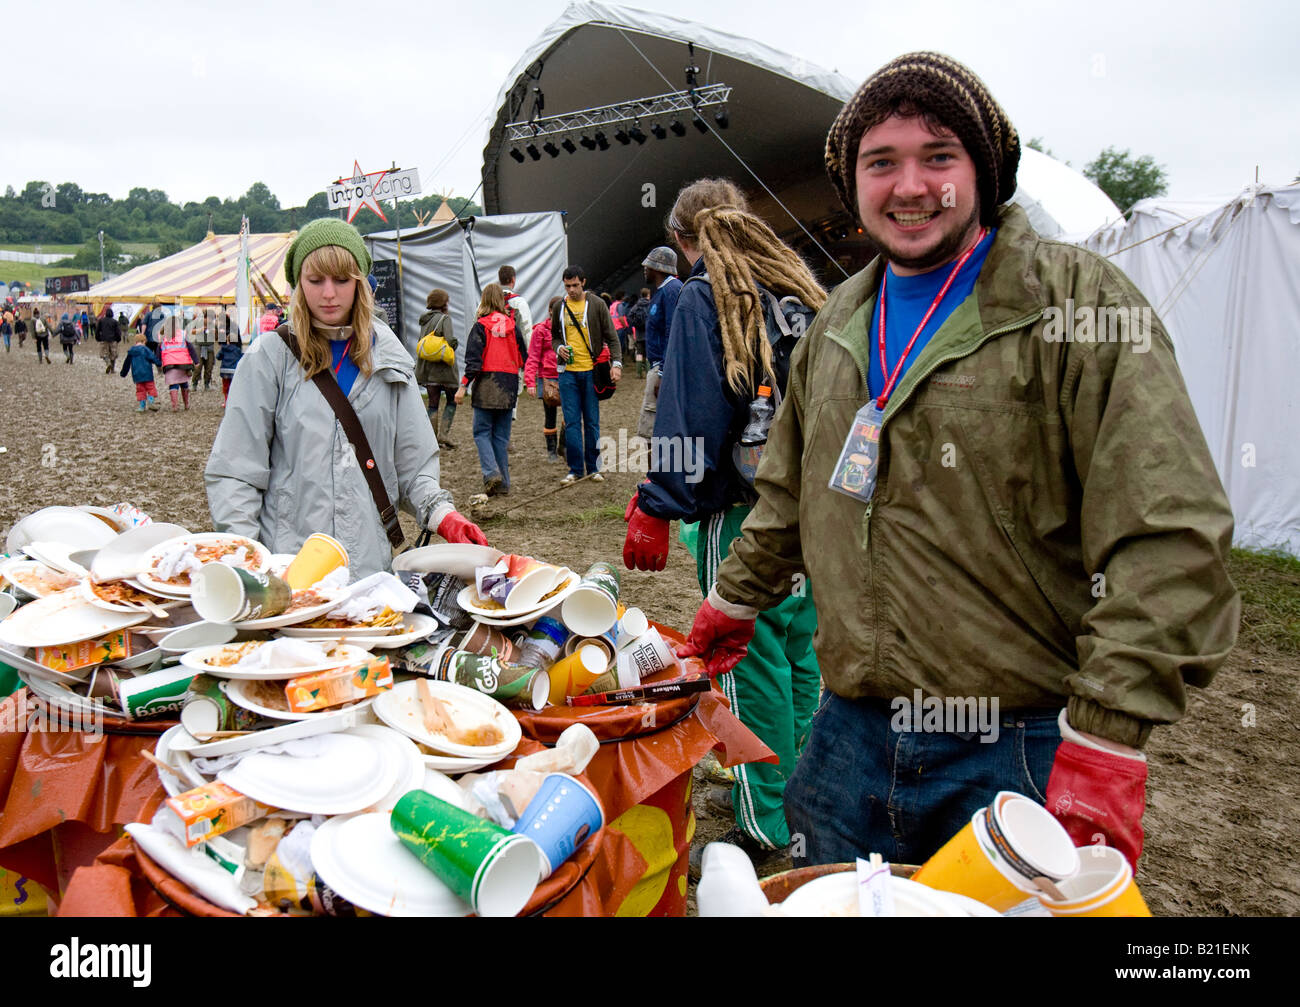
[
  {"x1": 472, "y1": 407, "x2": 513, "y2": 488},
  {"x1": 784, "y1": 693, "x2": 1062, "y2": 867},
  {"x1": 559, "y1": 368, "x2": 601, "y2": 477}
]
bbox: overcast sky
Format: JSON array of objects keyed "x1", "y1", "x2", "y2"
[{"x1": 9, "y1": 0, "x2": 1297, "y2": 210}]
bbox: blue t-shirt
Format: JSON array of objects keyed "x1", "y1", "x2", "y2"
[
  {"x1": 330, "y1": 338, "x2": 361, "y2": 396},
  {"x1": 868, "y1": 229, "x2": 995, "y2": 403}
]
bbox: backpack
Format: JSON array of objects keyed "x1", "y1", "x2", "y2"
[{"x1": 682, "y1": 274, "x2": 816, "y2": 397}]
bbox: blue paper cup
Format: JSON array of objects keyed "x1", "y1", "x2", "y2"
[{"x1": 510, "y1": 773, "x2": 604, "y2": 878}]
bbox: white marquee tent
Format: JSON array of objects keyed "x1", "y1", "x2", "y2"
[{"x1": 1081, "y1": 185, "x2": 1300, "y2": 556}]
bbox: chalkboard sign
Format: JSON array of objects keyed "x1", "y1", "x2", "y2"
[
  {"x1": 371, "y1": 259, "x2": 403, "y2": 344},
  {"x1": 45, "y1": 274, "x2": 90, "y2": 295}
]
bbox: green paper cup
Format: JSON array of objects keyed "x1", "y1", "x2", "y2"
[
  {"x1": 391, "y1": 790, "x2": 542, "y2": 917},
  {"x1": 441, "y1": 649, "x2": 550, "y2": 712},
  {"x1": 191, "y1": 563, "x2": 291, "y2": 623}
]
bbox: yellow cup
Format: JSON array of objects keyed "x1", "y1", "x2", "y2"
[
  {"x1": 284, "y1": 533, "x2": 349, "y2": 590},
  {"x1": 1037, "y1": 846, "x2": 1152, "y2": 917},
  {"x1": 912, "y1": 810, "x2": 1036, "y2": 912},
  {"x1": 545, "y1": 645, "x2": 608, "y2": 705}
]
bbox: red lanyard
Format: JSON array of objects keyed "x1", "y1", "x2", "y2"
[
  {"x1": 876, "y1": 228, "x2": 986, "y2": 407},
  {"x1": 333, "y1": 337, "x2": 353, "y2": 375}
]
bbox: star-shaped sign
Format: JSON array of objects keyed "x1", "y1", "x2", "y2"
[{"x1": 333, "y1": 161, "x2": 389, "y2": 223}]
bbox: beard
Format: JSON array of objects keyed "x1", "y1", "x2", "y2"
[{"x1": 868, "y1": 202, "x2": 981, "y2": 274}]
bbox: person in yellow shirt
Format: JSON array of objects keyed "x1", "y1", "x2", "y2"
[{"x1": 549, "y1": 265, "x2": 622, "y2": 483}]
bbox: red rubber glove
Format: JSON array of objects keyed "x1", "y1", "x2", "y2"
[
  {"x1": 675, "y1": 596, "x2": 756, "y2": 677},
  {"x1": 622, "y1": 491, "x2": 670, "y2": 571},
  {"x1": 1046, "y1": 740, "x2": 1147, "y2": 873},
  {"x1": 436, "y1": 511, "x2": 488, "y2": 546}
]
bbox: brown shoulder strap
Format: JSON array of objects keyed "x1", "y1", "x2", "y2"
[{"x1": 277, "y1": 325, "x2": 403, "y2": 549}]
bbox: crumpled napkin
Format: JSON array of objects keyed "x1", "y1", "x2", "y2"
[
  {"x1": 127, "y1": 821, "x2": 257, "y2": 915},
  {"x1": 233, "y1": 637, "x2": 334, "y2": 671},
  {"x1": 326, "y1": 571, "x2": 417, "y2": 624},
  {"x1": 151, "y1": 541, "x2": 204, "y2": 583}
]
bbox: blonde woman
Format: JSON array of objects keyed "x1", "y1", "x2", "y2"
[{"x1": 205, "y1": 218, "x2": 486, "y2": 576}]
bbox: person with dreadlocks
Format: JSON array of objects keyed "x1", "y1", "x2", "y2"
[
  {"x1": 674, "y1": 53, "x2": 1238, "y2": 875},
  {"x1": 622, "y1": 178, "x2": 826, "y2": 866}
]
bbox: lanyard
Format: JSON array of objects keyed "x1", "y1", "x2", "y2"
[
  {"x1": 876, "y1": 228, "x2": 986, "y2": 407},
  {"x1": 333, "y1": 337, "x2": 353, "y2": 375}
]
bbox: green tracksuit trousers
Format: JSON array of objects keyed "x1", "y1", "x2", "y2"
[{"x1": 697, "y1": 504, "x2": 821, "y2": 849}]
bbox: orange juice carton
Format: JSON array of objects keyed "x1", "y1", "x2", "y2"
[
  {"x1": 284, "y1": 656, "x2": 393, "y2": 714},
  {"x1": 157, "y1": 781, "x2": 273, "y2": 848},
  {"x1": 35, "y1": 630, "x2": 131, "y2": 673}
]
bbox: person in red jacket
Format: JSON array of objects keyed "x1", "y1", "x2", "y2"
[
  {"x1": 456, "y1": 283, "x2": 529, "y2": 496},
  {"x1": 523, "y1": 295, "x2": 563, "y2": 463}
]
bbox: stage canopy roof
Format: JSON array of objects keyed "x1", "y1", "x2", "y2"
[{"x1": 483, "y1": 3, "x2": 1121, "y2": 290}]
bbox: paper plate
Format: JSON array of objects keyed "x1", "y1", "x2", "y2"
[
  {"x1": 89, "y1": 522, "x2": 190, "y2": 584},
  {"x1": 6, "y1": 506, "x2": 119, "y2": 556},
  {"x1": 217, "y1": 731, "x2": 397, "y2": 815},
  {"x1": 165, "y1": 703, "x2": 376, "y2": 757},
  {"x1": 21, "y1": 541, "x2": 90, "y2": 578},
  {"x1": 310, "y1": 812, "x2": 471, "y2": 917},
  {"x1": 79, "y1": 577, "x2": 185, "y2": 615},
  {"x1": 224, "y1": 678, "x2": 377, "y2": 723},
  {"x1": 1, "y1": 643, "x2": 96, "y2": 686},
  {"x1": 278, "y1": 612, "x2": 438, "y2": 648},
  {"x1": 455, "y1": 575, "x2": 579, "y2": 628},
  {"x1": 233, "y1": 592, "x2": 344, "y2": 632},
  {"x1": 505, "y1": 565, "x2": 571, "y2": 614},
  {"x1": 373, "y1": 679, "x2": 520, "y2": 760},
  {"x1": 77, "y1": 506, "x2": 134, "y2": 533},
  {"x1": 0, "y1": 587, "x2": 151, "y2": 649},
  {"x1": 157, "y1": 621, "x2": 238, "y2": 655},
  {"x1": 125, "y1": 578, "x2": 191, "y2": 602},
  {"x1": 155, "y1": 725, "x2": 210, "y2": 796},
  {"x1": 418, "y1": 750, "x2": 504, "y2": 775},
  {"x1": 778, "y1": 872, "x2": 1001, "y2": 917},
  {"x1": 137, "y1": 533, "x2": 272, "y2": 597},
  {"x1": 347, "y1": 724, "x2": 427, "y2": 814},
  {"x1": 392, "y1": 543, "x2": 505, "y2": 582},
  {"x1": 0, "y1": 559, "x2": 82, "y2": 599},
  {"x1": 22, "y1": 667, "x2": 117, "y2": 717},
  {"x1": 179, "y1": 642, "x2": 373, "y2": 680}
]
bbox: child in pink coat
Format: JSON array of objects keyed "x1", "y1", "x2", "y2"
[{"x1": 523, "y1": 296, "x2": 562, "y2": 462}]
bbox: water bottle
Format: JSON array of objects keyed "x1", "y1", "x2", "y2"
[{"x1": 733, "y1": 384, "x2": 775, "y2": 485}]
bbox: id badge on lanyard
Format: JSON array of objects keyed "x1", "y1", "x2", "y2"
[
  {"x1": 827, "y1": 228, "x2": 986, "y2": 505},
  {"x1": 828, "y1": 400, "x2": 885, "y2": 502}
]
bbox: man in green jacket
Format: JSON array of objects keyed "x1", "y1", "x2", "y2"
[{"x1": 678, "y1": 52, "x2": 1239, "y2": 874}]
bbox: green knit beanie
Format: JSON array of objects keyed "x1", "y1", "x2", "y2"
[{"x1": 285, "y1": 218, "x2": 372, "y2": 286}]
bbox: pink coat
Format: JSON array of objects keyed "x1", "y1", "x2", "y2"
[{"x1": 524, "y1": 317, "x2": 558, "y2": 384}]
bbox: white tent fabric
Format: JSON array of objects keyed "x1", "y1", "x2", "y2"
[
  {"x1": 365, "y1": 211, "x2": 567, "y2": 364},
  {"x1": 1011, "y1": 148, "x2": 1123, "y2": 241},
  {"x1": 1080, "y1": 185, "x2": 1300, "y2": 555}
]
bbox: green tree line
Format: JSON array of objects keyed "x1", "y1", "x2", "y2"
[{"x1": 0, "y1": 180, "x2": 482, "y2": 268}]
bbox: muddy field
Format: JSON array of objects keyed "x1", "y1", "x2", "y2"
[{"x1": 0, "y1": 345, "x2": 1294, "y2": 916}]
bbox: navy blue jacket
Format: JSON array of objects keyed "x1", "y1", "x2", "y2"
[
  {"x1": 120, "y1": 343, "x2": 161, "y2": 383},
  {"x1": 644, "y1": 275, "x2": 682, "y2": 367},
  {"x1": 637, "y1": 260, "x2": 755, "y2": 523},
  {"x1": 218, "y1": 341, "x2": 243, "y2": 375}
]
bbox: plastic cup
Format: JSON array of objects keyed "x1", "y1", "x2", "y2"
[
  {"x1": 616, "y1": 627, "x2": 675, "y2": 684},
  {"x1": 545, "y1": 645, "x2": 608, "y2": 705},
  {"x1": 515, "y1": 617, "x2": 569, "y2": 670},
  {"x1": 559, "y1": 562, "x2": 620, "y2": 637},
  {"x1": 391, "y1": 790, "x2": 542, "y2": 917},
  {"x1": 510, "y1": 773, "x2": 604, "y2": 878},
  {"x1": 283, "y1": 533, "x2": 348, "y2": 591},
  {"x1": 614, "y1": 607, "x2": 650, "y2": 649},
  {"x1": 191, "y1": 564, "x2": 291, "y2": 623},
  {"x1": 1037, "y1": 845, "x2": 1151, "y2": 917}
]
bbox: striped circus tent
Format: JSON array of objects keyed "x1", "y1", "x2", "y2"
[{"x1": 72, "y1": 231, "x2": 295, "y2": 307}]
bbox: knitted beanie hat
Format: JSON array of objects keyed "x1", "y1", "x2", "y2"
[
  {"x1": 284, "y1": 218, "x2": 372, "y2": 286},
  {"x1": 825, "y1": 52, "x2": 1020, "y2": 227}
]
